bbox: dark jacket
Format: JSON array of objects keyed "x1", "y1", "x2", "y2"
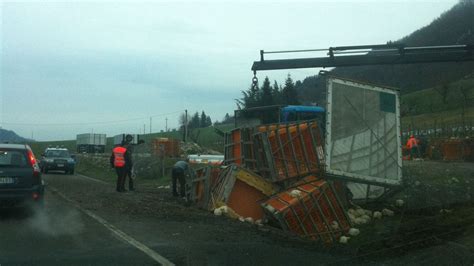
[
  {"x1": 110, "y1": 146, "x2": 133, "y2": 170},
  {"x1": 173, "y1": 161, "x2": 189, "y2": 171}
]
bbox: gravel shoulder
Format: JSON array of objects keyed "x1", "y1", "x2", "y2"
[{"x1": 43, "y1": 160, "x2": 474, "y2": 265}]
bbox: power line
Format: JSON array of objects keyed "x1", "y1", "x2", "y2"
[{"x1": 1, "y1": 110, "x2": 183, "y2": 127}]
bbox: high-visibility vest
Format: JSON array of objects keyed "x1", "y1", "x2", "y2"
[
  {"x1": 113, "y1": 146, "x2": 127, "y2": 167},
  {"x1": 406, "y1": 138, "x2": 418, "y2": 149}
]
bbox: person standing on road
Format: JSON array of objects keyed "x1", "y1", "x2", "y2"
[
  {"x1": 125, "y1": 157, "x2": 135, "y2": 192},
  {"x1": 171, "y1": 160, "x2": 189, "y2": 197},
  {"x1": 110, "y1": 141, "x2": 132, "y2": 192},
  {"x1": 123, "y1": 143, "x2": 135, "y2": 192},
  {"x1": 406, "y1": 134, "x2": 420, "y2": 160}
]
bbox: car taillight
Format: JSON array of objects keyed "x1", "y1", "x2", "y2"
[
  {"x1": 32, "y1": 192, "x2": 40, "y2": 200},
  {"x1": 27, "y1": 150, "x2": 41, "y2": 176},
  {"x1": 27, "y1": 150, "x2": 36, "y2": 166}
]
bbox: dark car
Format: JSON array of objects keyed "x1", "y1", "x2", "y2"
[
  {"x1": 0, "y1": 144, "x2": 45, "y2": 207},
  {"x1": 40, "y1": 148, "x2": 76, "y2": 174}
]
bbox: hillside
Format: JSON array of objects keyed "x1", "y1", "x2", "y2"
[
  {"x1": 400, "y1": 77, "x2": 474, "y2": 128},
  {"x1": 0, "y1": 128, "x2": 31, "y2": 143},
  {"x1": 28, "y1": 124, "x2": 234, "y2": 156},
  {"x1": 297, "y1": 0, "x2": 474, "y2": 104}
]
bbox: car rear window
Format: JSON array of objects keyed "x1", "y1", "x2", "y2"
[
  {"x1": 45, "y1": 150, "x2": 70, "y2": 158},
  {"x1": 0, "y1": 149, "x2": 28, "y2": 168}
]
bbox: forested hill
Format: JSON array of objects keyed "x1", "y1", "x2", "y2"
[
  {"x1": 0, "y1": 128, "x2": 31, "y2": 143},
  {"x1": 296, "y1": 0, "x2": 474, "y2": 104}
]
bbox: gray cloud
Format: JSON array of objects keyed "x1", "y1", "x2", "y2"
[{"x1": 0, "y1": 1, "x2": 457, "y2": 140}]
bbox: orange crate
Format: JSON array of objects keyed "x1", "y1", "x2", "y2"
[
  {"x1": 262, "y1": 177, "x2": 351, "y2": 245},
  {"x1": 442, "y1": 140, "x2": 464, "y2": 161},
  {"x1": 254, "y1": 120, "x2": 324, "y2": 182},
  {"x1": 227, "y1": 179, "x2": 267, "y2": 220},
  {"x1": 191, "y1": 166, "x2": 222, "y2": 210},
  {"x1": 152, "y1": 138, "x2": 180, "y2": 157},
  {"x1": 224, "y1": 128, "x2": 258, "y2": 171},
  {"x1": 209, "y1": 164, "x2": 278, "y2": 219}
]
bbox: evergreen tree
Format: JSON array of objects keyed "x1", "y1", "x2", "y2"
[
  {"x1": 272, "y1": 80, "x2": 282, "y2": 104},
  {"x1": 282, "y1": 74, "x2": 300, "y2": 105},
  {"x1": 258, "y1": 77, "x2": 275, "y2": 123},
  {"x1": 236, "y1": 81, "x2": 260, "y2": 109},
  {"x1": 261, "y1": 76, "x2": 274, "y2": 107},
  {"x1": 190, "y1": 112, "x2": 200, "y2": 129},
  {"x1": 205, "y1": 115, "x2": 212, "y2": 127},
  {"x1": 200, "y1": 111, "x2": 207, "y2": 127}
]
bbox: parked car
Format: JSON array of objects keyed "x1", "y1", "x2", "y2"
[
  {"x1": 0, "y1": 143, "x2": 45, "y2": 207},
  {"x1": 40, "y1": 148, "x2": 76, "y2": 174}
]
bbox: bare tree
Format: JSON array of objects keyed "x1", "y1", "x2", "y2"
[{"x1": 179, "y1": 112, "x2": 191, "y2": 128}]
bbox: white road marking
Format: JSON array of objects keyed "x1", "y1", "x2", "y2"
[
  {"x1": 76, "y1": 173, "x2": 109, "y2": 185},
  {"x1": 50, "y1": 187, "x2": 174, "y2": 266}
]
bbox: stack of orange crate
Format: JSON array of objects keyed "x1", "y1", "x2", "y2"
[
  {"x1": 262, "y1": 176, "x2": 351, "y2": 245},
  {"x1": 152, "y1": 138, "x2": 180, "y2": 157},
  {"x1": 442, "y1": 139, "x2": 464, "y2": 161},
  {"x1": 254, "y1": 121, "x2": 324, "y2": 182}
]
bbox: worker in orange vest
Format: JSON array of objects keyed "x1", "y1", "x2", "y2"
[
  {"x1": 406, "y1": 135, "x2": 419, "y2": 160},
  {"x1": 110, "y1": 141, "x2": 132, "y2": 192}
]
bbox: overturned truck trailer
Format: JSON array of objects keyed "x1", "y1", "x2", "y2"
[
  {"x1": 325, "y1": 77, "x2": 402, "y2": 200},
  {"x1": 76, "y1": 133, "x2": 107, "y2": 153}
]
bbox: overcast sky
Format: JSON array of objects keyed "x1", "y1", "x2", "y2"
[{"x1": 1, "y1": 0, "x2": 458, "y2": 141}]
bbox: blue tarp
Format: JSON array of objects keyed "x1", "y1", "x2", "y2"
[{"x1": 281, "y1": 105, "x2": 325, "y2": 113}]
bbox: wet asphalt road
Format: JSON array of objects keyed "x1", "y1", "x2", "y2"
[
  {"x1": 0, "y1": 183, "x2": 157, "y2": 265},
  {"x1": 0, "y1": 172, "x2": 341, "y2": 266},
  {"x1": 2, "y1": 171, "x2": 474, "y2": 266}
]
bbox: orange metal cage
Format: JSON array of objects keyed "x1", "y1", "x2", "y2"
[
  {"x1": 254, "y1": 120, "x2": 325, "y2": 182},
  {"x1": 263, "y1": 177, "x2": 351, "y2": 245}
]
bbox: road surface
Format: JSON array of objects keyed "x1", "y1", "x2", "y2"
[{"x1": 1, "y1": 170, "x2": 473, "y2": 265}]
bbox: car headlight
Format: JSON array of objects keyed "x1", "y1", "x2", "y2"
[
  {"x1": 45, "y1": 158, "x2": 54, "y2": 163},
  {"x1": 68, "y1": 159, "x2": 75, "y2": 163}
]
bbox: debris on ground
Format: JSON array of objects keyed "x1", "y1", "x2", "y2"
[
  {"x1": 373, "y1": 211, "x2": 383, "y2": 219},
  {"x1": 382, "y1": 208, "x2": 395, "y2": 217},
  {"x1": 184, "y1": 118, "x2": 473, "y2": 250},
  {"x1": 186, "y1": 120, "x2": 356, "y2": 246},
  {"x1": 348, "y1": 228, "x2": 360, "y2": 236},
  {"x1": 395, "y1": 199, "x2": 405, "y2": 207},
  {"x1": 339, "y1": 236, "x2": 350, "y2": 244}
]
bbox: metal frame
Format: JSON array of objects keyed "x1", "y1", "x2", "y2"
[
  {"x1": 252, "y1": 44, "x2": 474, "y2": 71},
  {"x1": 263, "y1": 179, "x2": 351, "y2": 244},
  {"x1": 223, "y1": 128, "x2": 258, "y2": 171},
  {"x1": 254, "y1": 120, "x2": 323, "y2": 182},
  {"x1": 325, "y1": 77, "x2": 402, "y2": 186}
]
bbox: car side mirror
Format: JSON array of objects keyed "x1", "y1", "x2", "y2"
[{"x1": 41, "y1": 153, "x2": 46, "y2": 157}]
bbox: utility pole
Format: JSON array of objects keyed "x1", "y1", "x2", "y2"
[
  {"x1": 149, "y1": 117, "x2": 152, "y2": 134},
  {"x1": 143, "y1": 124, "x2": 146, "y2": 135},
  {"x1": 165, "y1": 117, "x2": 168, "y2": 132},
  {"x1": 184, "y1": 109, "x2": 188, "y2": 143}
]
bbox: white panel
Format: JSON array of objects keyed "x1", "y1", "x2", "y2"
[{"x1": 325, "y1": 77, "x2": 402, "y2": 186}]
